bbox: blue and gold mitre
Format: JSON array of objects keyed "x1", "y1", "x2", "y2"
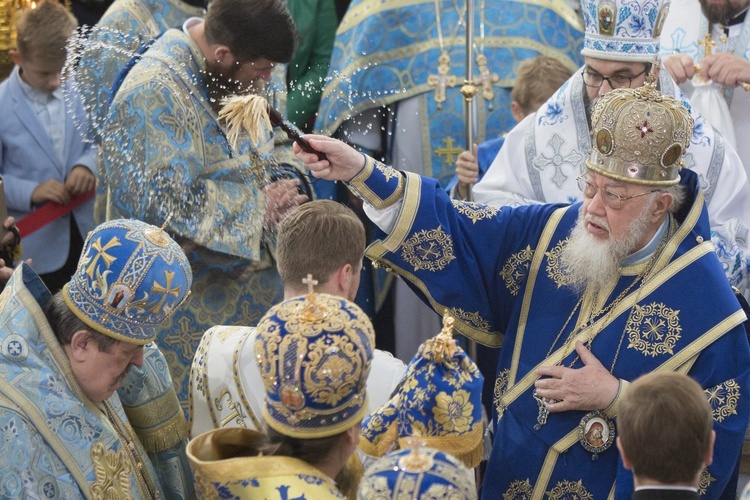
[
  {"x1": 254, "y1": 285, "x2": 375, "y2": 439},
  {"x1": 63, "y1": 218, "x2": 192, "y2": 345},
  {"x1": 360, "y1": 316, "x2": 484, "y2": 468},
  {"x1": 581, "y1": 0, "x2": 671, "y2": 62},
  {"x1": 357, "y1": 447, "x2": 477, "y2": 500}
]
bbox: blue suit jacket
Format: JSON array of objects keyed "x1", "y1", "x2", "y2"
[{"x1": 0, "y1": 66, "x2": 97, "y2": 273}]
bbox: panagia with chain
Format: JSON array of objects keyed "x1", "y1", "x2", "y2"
[{"x1": 295, "y1": 77, "x2": 750, "y2": 498}]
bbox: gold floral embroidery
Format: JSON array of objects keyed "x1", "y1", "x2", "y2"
[
  {"x1": 433, "y1": 389, "x2": 474, "y2": 433},
  {"x1": 698, "y1": 467, "x2": 715, "y2": 496},
  {"x1": 374, "y1": 160, "x2": 400, "y2": 183},
  {"x1": 401, "y1": 226, "x2": 456, "y2": 272},
  {"x1": 625, "y1": 302, "x2": 681, "y2": 357},
  {"x1": 451, "y1": 199, "x2": 500, "y2": 224},
  {"x1": 503, "y1": 478, "x2": 533, "y2": 499},
  {"x1": 546, "y1": 480, "x2": 593, "y2": 500},
  {"x1": 545, "y1": 237, "x2": 574, "y2": 288},
  {"x1": 90, "y1": 441, "x2": 132, "y2": 499},
  {"x1": 449, "y1": 307, "x2": 491, "y2": 331},
  {"x1": 500, "y1": 246, "x2": 534, "y2": 296},
  {"x1": 705, "y1": 379, "x2": 740, "y2": 423},
  {"x1": 494, "y1": 369, "x2": 510, "y2": 420},
  {"x1": 304, "y1": 334, "x2": 361, "y2": 406}
]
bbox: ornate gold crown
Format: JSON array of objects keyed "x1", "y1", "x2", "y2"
[{"x1": 587, "y1": 75, "x2": 694, "y2": 186}]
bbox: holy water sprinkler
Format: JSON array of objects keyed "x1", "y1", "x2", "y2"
[{"x1": 219, "y1": 95, "x2": 327, "y2": 161}]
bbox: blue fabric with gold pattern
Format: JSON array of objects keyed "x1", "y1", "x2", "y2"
[
  {"x1": 255, "y1": 292, "x2": 375, "y2": 439},
  {"x1": 580, "y1": 0, "x2": 672, "y2": 62},
  {"x1": 63, "y1": 218, "x2": 193, "y2": 345},
  {"x1": 359, "y1": 316, "x2": 484, "y2": 468},
  {"x1": 357, "y1": 446, "x2": 477, "y2": 499},
  {"x1": 315, "y1": 0, "x2": 584, "y2": 188}
]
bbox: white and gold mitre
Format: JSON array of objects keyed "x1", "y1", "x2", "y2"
[{"x1": 587, "y1": 76, "x2": 695, "y2": 186}]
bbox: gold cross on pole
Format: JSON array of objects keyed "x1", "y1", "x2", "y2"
[
  {"x1": 476, "y1": 54, "x2": 499, "y2": 103},
  {"x1": 428, "y1": 53, "x2": 457, "y2": 109},
  {"x1": 302, "y1": 273, "x2": 318, "y2": 294}
]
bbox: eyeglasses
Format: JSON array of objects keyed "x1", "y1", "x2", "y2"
[
  {"x1": 581, "y1": 67, "x2": 648, "y2": 90},
  {"x1": 576, "y1": 174, "x2": 661, "y2": 209}
]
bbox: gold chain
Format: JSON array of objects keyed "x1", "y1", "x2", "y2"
[
  {"x1": 546, "y1": 217, "x2": 674, "y2": 372},
  {"x1": 433, "y1": 0, "x2": 466, "y2": 54}
]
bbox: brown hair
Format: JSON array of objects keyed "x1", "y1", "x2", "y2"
[
  {"x1": 511, "y1": 56, "x2": 573, "y2": 115},
  {"x1": 45, "y1": 292, "x2": 118, "y2": 352},
  {"x1": 618, "y1": 372, "x2": 713, "y2": 484},
  {"x1": 276, "y1": 200, "x2": 365, "y2": 290},
  {"x1": 204, "y1": 0, "x2": 297, "y2": 64},
  {"x1": 16, "y1": 1, "x2": 77, "y2": 63}
]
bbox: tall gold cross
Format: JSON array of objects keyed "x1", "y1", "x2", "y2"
[
  {"x1": 428, "y1": 53, "x2": 457, "y2": 109},
  {"x1": 85, "y1": 237, "x2": 122, "y2": 278},
  {"x1": 476, "y1": 54, "x2": 500, "y2": 102},
  {"x1": 149, "y1": 270, "x2": 181, "y2": 313}
]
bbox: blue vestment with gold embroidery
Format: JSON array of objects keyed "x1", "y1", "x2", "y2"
[
  {"x1": 99, "y1": 29, "x2": 303, "y2": 408},
  {"x1": 315, "y1": 0, "x2": 584, "y2": 187},
  {"x1": 0, "y1": 266, "x2": 193, "y2": 498},
  {"x1": 347, "y1": 157, "x2": 750, "y2": 499}
]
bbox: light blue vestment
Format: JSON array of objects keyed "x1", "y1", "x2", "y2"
[
  {"x1": 99, "y1": 29, "x2": 303, "y2": 408},
  {"x1": 0, "y1": 265, "x2": 192, "y2": 499},
  {"x1": 348, "y1": 158, "x2": 750, "y2": 499}
]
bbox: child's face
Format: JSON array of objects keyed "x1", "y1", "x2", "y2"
[{"x1": 17, "y1": 54, "x2": 65, "y2": 94}]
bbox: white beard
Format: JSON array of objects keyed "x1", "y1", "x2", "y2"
[{"x1": 561, "y1": 200, "x2": 655, "y2": 295}]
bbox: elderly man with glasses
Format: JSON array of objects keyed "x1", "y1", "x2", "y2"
[
  {"x1": 470, "y1": 0, "x2": 750, "y2": 298},
  {"x1": 294, "y1": 74, "x2": 750, "y2": 499}
]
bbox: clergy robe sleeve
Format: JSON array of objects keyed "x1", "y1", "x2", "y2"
[
  {"x1": 101, "y1": 76, "x2": 267, "y2": 262},
  {"x1": 352, "y1": 154, "x2": 563, "y2": 346}
]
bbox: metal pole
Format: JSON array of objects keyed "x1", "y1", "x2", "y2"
[{"x1": 459, "y1": 0, "x2": 478, "y2": 359}]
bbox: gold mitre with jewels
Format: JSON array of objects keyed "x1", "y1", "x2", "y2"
[
  {"x1": 587, "y1": 74, "x2": 694, "y2": 186},
  {"x1": 254, "y1": 286, "x2": 375, "y2": 439}
]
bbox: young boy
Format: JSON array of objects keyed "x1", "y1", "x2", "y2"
[
  {"x1": 0, "y1": 1, "x2": 96, "y2": 293},
  {"x1": 449, "y1": 55, "x2": 573, "y2": 200},
  {"x1": 617, "y1": 372, "x2": 715, "y2": 499}
]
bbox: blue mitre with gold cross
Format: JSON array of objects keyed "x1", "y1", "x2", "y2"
[
  {"x1": 63, "y1": 218, "x2": 192, "y2": 345},
  {"x1": 360, "y1": 315, "x2": 484, "y2": 468},
  {"x1": 581, "y1": 0, "x2": 671, "y2": 62},
  {"x1": 255, "y1": 277, "x2": 375, "y2": 439},
  {"x1": 357, "y1": 446, "x2": 477, "y2": 499}
]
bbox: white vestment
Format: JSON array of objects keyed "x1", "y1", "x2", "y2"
[
  {"x1": 473, "y1": 68, "x2": 750, "y2": 297},
  {"x1": 660, "y1": 0, "x2": 750, "y2": 171},
  {"x1": 189, "y1": 325, "x2": 407, "y2": 438}
]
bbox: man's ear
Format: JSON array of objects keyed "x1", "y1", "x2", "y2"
[
  {"x1": 510, "y1": 101, "x2": 525, "y2": 123},
  {"x1": 616, "y1": 437, "x2": 633, "y2": 471},
  {"x1": 333, "y1": 263, "x2": 353, "y2": 295},
  {"x1": 649, "y1": 192, "x2": 673, "y2": 224},
  {"x1": 68, "y1": 330, "x2": 93, "y2": 362},
  {"x1": 9, "y1": 50, "x2": 21, "y2": 67},
  {"x1": 705, "y1": 430, "x2": 716, "y2": 467},
  {"x1": 210, "y1": 45, "x2": 234, "y2": 68}
]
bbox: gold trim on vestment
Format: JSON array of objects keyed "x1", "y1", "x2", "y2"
[
  {"x1": 509, "y1": 207, "x2": 568, "y2": 387},
  {"x1": 337, "y1": 0, "x2": 581, "y2": 38},
  {"x1": 187, "y1": 427, "x2": 339, "y2": 486},
  {"x1": 497, "y1": 241, "x2": 715, "y2": 413},
  {"x1": 321, "y1": 38, "x2": 580, "y2": 108},
  {"x1": 531, "y1": 309, "x2": 745, "y2": 495},
  {"x1": 234, "y1": 327, "x2": 262, "y2": 430},
  {"x1": 349, "y1": 157, "x2": 405, "y2": 210}
]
